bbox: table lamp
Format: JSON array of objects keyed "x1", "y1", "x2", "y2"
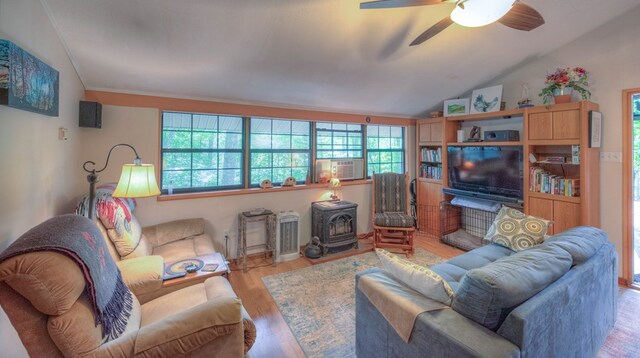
[
  {"x1": 329, "y1": 178, "x2": 341, "y2": 201},
  {"x1": 82, "y1": 143, "x2": 160, "y2": 220}
]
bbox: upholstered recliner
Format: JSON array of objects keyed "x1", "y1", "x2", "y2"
[
  {"x1": 77, "y1": 184, "x2": 219, "y2": 302},
  {"x1": 0, "y1": 217, "x2": 256, "y2": 357}
]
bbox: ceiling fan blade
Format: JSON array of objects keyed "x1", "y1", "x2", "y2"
[
  {"x1": 409, "y1": 16, "x2": 454, "y2": 46},
  {"x1": 360, "y1": 0, "x2": 447, "y2": 10},
  {"x1": 498, "y1": 3, "x2": 545, "y2": 31}
]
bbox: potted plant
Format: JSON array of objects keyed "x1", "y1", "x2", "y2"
[{"x1": 539, "y1": 67, "x2": 591, "y2": 104}]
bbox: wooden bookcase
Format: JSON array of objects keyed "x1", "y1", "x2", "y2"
[
  {"x1": 523, "y1": 101, "x2": 600, "y2": 234},
  {"x1": 415, "y1": 118, "x2": 456, "y2": 237},
  {"x1": 415, "y1": 101, "x2": 600, "y2": 238}
]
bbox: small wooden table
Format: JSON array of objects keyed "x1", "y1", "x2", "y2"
[
  {"x1": 237, "y1": 210, "x2": 277, "y2": 273},
  {"x1": 162, "y1": 253, "x2": 228, "y2": 288}
]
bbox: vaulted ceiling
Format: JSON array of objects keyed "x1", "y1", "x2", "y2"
[{"x1": 42, "y1": 0, "x2": 640, "y2": 117}]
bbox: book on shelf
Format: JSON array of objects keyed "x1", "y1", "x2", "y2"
[
  {"x1": 420, "y1": 163, "x2": 442, "y2": 180},
  {"x1": 529, "y1": 167, "x2": 580, "y2": 197},
  {"x1": 421, "y1": 147, "x2": 442, "y2": 163}
]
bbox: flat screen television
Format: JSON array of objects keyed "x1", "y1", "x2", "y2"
[{"x1": 447, "y1": 146, "x2": 523, "y2": 200}]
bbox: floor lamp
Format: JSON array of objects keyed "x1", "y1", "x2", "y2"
[{"x1": 82, "y1": 143, "x2": 160, "y2": 220}]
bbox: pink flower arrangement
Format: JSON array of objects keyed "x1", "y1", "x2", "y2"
[{"x1": 540, "y1": 67, "x2": 591, "y2": 104}]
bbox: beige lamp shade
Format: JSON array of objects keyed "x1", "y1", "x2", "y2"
[{"x1": 112, "y1": 164, "x2": 161, "y2": 198}]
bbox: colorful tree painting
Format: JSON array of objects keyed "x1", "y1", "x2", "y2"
[{"x1": 0, "y1": 40, "x2": 59, "y2": 116}]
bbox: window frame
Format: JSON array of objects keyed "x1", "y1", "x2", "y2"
[
  {"x1": 315, "y1": 122, "x2": 364, "y2": 159},
  {"x1": 248, "y1": 117, "x2": 313, "y2": 187},
  {"x1": 365, "y1": 125, "x2": 406, "y2": 178},
  {"x1": 158, "y1": 111, "x2": 408, "y2": 196},
  {"x1": 160, "y1": 111, "x2": 245, "y2": 194}
]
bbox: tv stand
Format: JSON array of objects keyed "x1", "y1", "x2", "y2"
[{"x1": 442, "y1": 188, "x2": 523, "y2": 207}]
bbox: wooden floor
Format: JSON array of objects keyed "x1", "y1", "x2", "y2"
[{"x1": 227, "y1": 233, "x2": 464, "y2": 358}]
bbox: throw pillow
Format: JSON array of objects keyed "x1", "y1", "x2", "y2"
[
  {"x1": 485, "y1": 206, "x2": 551, "y2": 252},
  {"x1": 107, "y1": 214, "x2": 142, "y2": 257},
  {"x1": 375, "y1": 249, "x2": 454, "y2": 305}
]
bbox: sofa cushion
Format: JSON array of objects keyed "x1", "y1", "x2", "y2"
[
  {"x1": 152, "y1": 234, "x2": 216, "y2": 263},
  {"x1": 376, "y1": 249, "x2": 454, "y2": 305},
  {"x1": 0, "y1": 252, "x2": 85, "y2": 315},
  {"x1": 374, "y1": 212, "x2": 414, "y2": 228},
  {"x1": 543, "y1": 226, "x2": 608, "y2": 265},
  {"x1": 431, "y1": 244, "x2": 514, "y2": 290},
  {"x1": 452, "y1": 244, "x2": 573, "y2": 331},
  {"x1": 485, "y1": 206, "x2": 552, "y2": 252}
]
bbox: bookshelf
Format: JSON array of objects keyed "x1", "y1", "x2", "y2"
[
  {"x1": 416, "y1": 101, "x2": 600, "y2": 239},
  {"x1": 523, "y1": 101, "x2": 600, "y2": 234},
  {"x1": 416, "y1": 117, "x2": 456, "y2": 238}
]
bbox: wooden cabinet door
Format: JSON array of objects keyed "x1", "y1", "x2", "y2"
[
  {"x1": 528, "y1": 113, "x2": 553, "y2": 140},
  {"x1": 552, "y1": 110, "x2": 580, "y2": 139},
  {"x1": 419, "y1": 123, "x2": 431, "y2": 143},
  {"x1": 429, "y1": 122, "x2": 443, "y2": 143},
  {"x1": 418, "y1": 180, "x2": 429, "y2": 205},
  {"x1": 418, "y1": 122, "x2": 443, "y2": 143},
  {"x1": 528, "y1": 197, "x2": 555, "y2": 234},
  {"x1": 417, "y1": 181, "x2": 443, "y2": 236},
  {"x1": 426, "y1": 182, "x2": 443, "y2": 206},
  {"x1": 552, "y1": 201, "x2": 580, "y2": 233}
]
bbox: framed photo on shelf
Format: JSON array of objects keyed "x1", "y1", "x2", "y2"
[
  {"x1": 589, "y1": 110, "x2": 602, "y2": 148},
  {"x1": 443, "y1": 98, "x2": 470, "y2": 116},
  {"x1": 470, "y1": 85, "x2": 503, "y2": 114}
]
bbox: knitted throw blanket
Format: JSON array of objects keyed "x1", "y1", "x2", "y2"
[{"x1": 0, "y1": 214, "x2": 132, "y2": 341}]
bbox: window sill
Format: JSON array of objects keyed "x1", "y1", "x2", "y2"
[{"x1": 156, "y1": 179, "x2": 372, "y2": 201}]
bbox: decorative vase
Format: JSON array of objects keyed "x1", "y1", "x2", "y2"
[{"x1": 553, "y1": 87, "x2": 573, "y2": 104}]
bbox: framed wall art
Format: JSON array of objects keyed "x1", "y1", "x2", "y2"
[
  {"x1": 443, "y1": 98, "x2": 470, "y2": 117},
  {"x1": 0, "y1": 39, "x2": 59, "y2": 116},
  {"x1": 470, "y1": 85, "x2": 503, "y2": 114},
  {"x1": 589, "y1": 110, "x2": 602, "y2": 148}
]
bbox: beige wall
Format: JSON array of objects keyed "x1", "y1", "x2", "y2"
[
  {"x1": 0, "y1": 0, "x2": 86, "y2": 356},
  {"x1": 81, "y1": 105, "x2": 415, "y2": 256},
  {"x1": 487, "y1": 6, "x2": 640, "y2": 273}
]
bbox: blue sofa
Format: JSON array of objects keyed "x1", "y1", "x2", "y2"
[{"x1": 356, "y1": 227, "x2": 618, "y2": 358}]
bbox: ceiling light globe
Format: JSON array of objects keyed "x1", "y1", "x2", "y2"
[{"x1": 451, "y1": 0, "x2": 515, "y2": 28}]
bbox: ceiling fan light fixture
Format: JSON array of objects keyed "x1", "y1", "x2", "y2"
[{"x1": 451, "y1": 0, "x2": 514, "y2": 28}]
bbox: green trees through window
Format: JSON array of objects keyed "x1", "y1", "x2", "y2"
[
  {"x1": 316, "y1": 122, "x2": 363, "y2": 159},
  {"x1": 160, "y1": 111, "x2": 406, "y2": 193},
  {"x1": 249, "y1": 118, "x2": 311, "y2": 186},
  {"x1": 161, "y1": 112, "x2": 243, "y2": 192},
  {"x1": 367, "y1": 125, "x2": 405, "y2": 177}
]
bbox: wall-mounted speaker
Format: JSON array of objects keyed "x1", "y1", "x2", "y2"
[{"x1": 79, "y1": 101, "x2": 102, "y2": 128}]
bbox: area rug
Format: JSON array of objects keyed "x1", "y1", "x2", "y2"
[{"x1": 262, "y1": 248, "x2": 444, "y2": 358}]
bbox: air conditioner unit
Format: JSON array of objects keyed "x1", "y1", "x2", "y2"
[
  {"x1": 316, "y1": 159, "x2": 365, "y2": 182},
  {"x1": 276, "y1": 211, "x2": 300, "y2": 262}
]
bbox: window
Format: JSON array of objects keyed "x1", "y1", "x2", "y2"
[
  {"x1": 161, "y1": 112, "x2": 244, "y2": 192},
  {"x1": 249, "y1": 118, "x2": 311, "y2": 186},
  {"x1": 159, "y1": 111, "x2": 407, "y2": 195},
  {"x1": 316, "y1": 122, "x2": 363, "y2": 159},
  {"x1": 366, "y1": 125, "x2": 405, "y2": 177}
]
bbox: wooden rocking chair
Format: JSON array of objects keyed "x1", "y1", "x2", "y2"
[{"x1": 371, "y1": 172, "x2": 415, "y2": 257}]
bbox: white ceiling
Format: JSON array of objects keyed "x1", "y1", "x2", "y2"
[{"x1": 42, "y1": 0, "x2": 640, "y2": 118}]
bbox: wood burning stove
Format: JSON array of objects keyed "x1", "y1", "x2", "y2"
[{"x1": 311, "y1": 200, "x2": 358, "y2": 255}]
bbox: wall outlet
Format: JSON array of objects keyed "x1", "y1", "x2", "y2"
[
  {"x1": 600, "y1": 152, "x2": 622, "y2": 162},
  {"x1": 224, "y1": 230, "x2": 229, "y2": 239}
]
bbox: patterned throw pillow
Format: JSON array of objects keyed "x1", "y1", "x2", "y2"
[
  {"x1": 376, "y1": 249, "x2": 454, "y2": 305},
  {"x1": 485, "y1": 206, "x2": 552, "y2": 252}
]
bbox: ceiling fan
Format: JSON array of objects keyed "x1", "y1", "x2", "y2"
[{"x1": 360, "y1": 0, "x2": 545, "y2": 46}]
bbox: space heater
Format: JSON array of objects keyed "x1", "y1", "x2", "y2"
[{"x1": 276, "y1": 211, "x2": 301, "y2": 262}]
